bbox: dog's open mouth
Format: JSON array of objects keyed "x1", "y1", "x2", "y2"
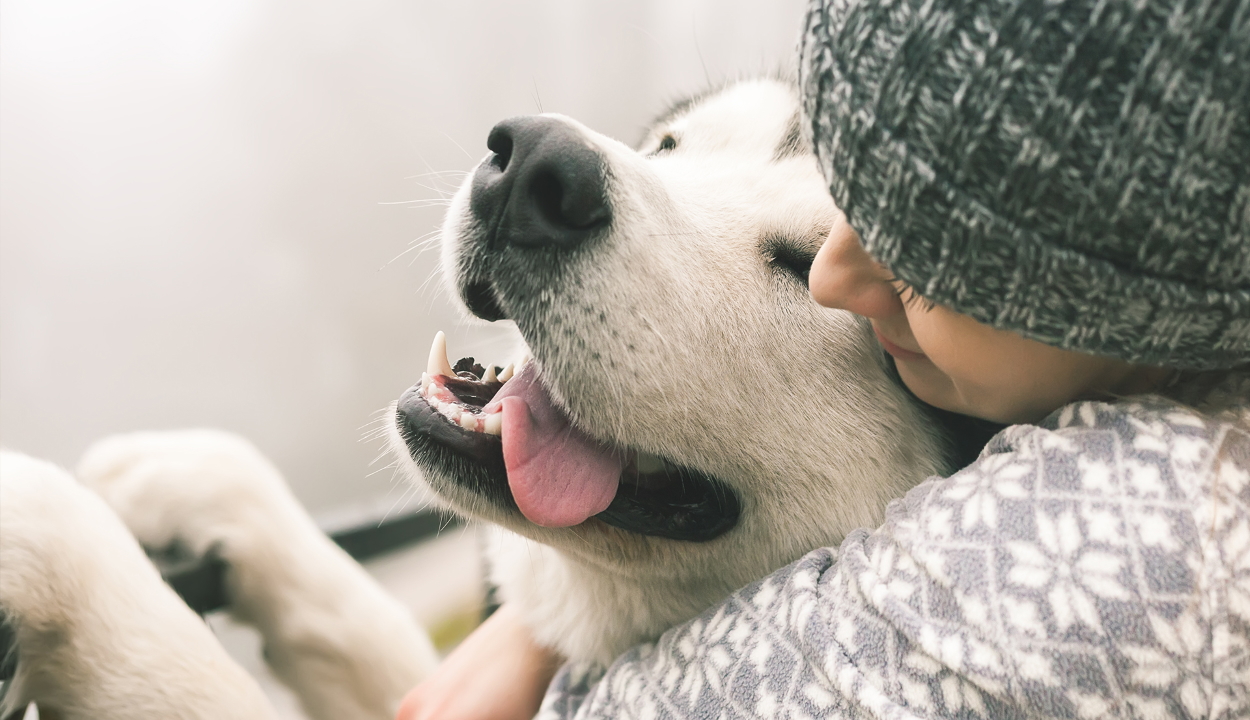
[{"x1": 395, "y1": 333, "x2": 739, "y2": 542}]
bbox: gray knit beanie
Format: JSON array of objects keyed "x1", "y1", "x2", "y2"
[{"x1": 800, "y1": 0, "x2": 1250, "y2": 370}]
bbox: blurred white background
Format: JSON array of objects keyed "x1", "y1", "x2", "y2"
[{"x1": 1, "y1": 0, "x2": 806, "y2": 515}]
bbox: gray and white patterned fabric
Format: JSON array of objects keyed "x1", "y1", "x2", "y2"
[{"x1": 537, "y1": 393, "x2": 1250, "y2": 719}]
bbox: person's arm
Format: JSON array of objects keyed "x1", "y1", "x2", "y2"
[{"x1": 396, "y1": 603, "x2": 563, "y2": 720}]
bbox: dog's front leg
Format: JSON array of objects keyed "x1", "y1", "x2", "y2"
[
  {"x1": 77, "y1": 430, "x2": 438, "y2": 720},
  {"x1": 0, "y1": 451, "x2": 277, "y2": 720}
]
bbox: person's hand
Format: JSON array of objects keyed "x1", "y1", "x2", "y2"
[{"x1": 396, "y1": 603, "x2": 563, "y2": 720}]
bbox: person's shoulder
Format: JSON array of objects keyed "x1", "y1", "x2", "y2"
[
  {"x1": 946, "y1": 370, "x2": 1250, "y2": 508},
  {"x1": 985, "y1": 366, "x2": 1248, "y2": 455},
  {"x1": 894, "y1": 375, "x2": 1241, "y2": 504},
  {"x1": 1157, "y1": 365, "x2": 1250, "y2": 430},
  {"x1": 1052, "y1": 367, "x2": 1248, "y2": 453},
  {"x1": 883, "y1": 376, "x2": 1249, "y2": 553}
]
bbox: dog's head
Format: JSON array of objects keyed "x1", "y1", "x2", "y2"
[{"x1": 389, "y1": 79, "x2": 949, "y2": 586}]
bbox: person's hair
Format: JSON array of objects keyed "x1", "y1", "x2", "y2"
[{"x1": 1157, "y1": 365, "x2": 1250, "y2": 431}]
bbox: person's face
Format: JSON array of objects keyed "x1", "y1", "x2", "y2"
[{"x1": 809, "y1": 212, "x2": 1162, "y2": 423}]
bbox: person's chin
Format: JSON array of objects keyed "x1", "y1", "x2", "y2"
[
  {"x1": 895, "y1": 361, "x2": 964, "y2": 415},
  {"x1": 908, "y1": 373, "x2": 1039, "y2": 424}
]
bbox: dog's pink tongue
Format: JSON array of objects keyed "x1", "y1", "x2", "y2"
[{"x1": 487, "y1": 364, "x2": 621, "y2": 527}]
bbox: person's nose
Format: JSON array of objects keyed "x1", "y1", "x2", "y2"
[{"x1": 808, "y1": 213, "x2": 904, "y2": 319}]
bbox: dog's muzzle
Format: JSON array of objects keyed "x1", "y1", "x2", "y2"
[{"x1": 398, "y1": 116, "x2": 742, "y2": 543}]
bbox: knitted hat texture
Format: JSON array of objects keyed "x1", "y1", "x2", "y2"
[{"x1": 800, "y1": 0, "x2": 1250, "y2": 369}]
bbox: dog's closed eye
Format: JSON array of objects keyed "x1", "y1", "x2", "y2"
[
  {"x1": 647, "y1": 134, "x2": 678, "y2": 156},
  {"x1": 763, "y1": 241, "x2": 816, "y2": 287}
]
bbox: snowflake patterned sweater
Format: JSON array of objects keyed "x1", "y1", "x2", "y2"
[{"x1": 538, "y1": 382, "x2": 1250, "y2": 719}]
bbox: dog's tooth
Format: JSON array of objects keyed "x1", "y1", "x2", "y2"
[
  {"x1": 498, "y1": 363, "x2": 515, "y2": 382},
  {"x1": 421, "y1": 372, "x2": 432, "y2": 392},
  {"x1": 484, "y1": 412, "x2": 503, "y2": 435},
  {"x1": 427, "y1": 331, "x2": 455, "y2": 378},
  {"x1": 483, "y1": 364, "x2": 498, "y2": 383},
  {"x1": 459, "y1": 412, "x2": 477, "y2": 430}
]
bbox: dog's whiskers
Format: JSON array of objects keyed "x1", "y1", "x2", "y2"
[
  {"x1": 409, "y1": 179, "x2": 457, "y2": 198},
  {"x1": 364, "y1": 453, "x2": 396, "y2": 473},
  {"x1": 382, "y1": 229, "x2": 444, "y2": 269},
  {"x1": 414, "y1": 262, "x2": 447, "y2": 293},
  {"x1": 404, "y1": 169, "x2": 470, "y2": 181},
  {"x1": 377, "y1": 198, "x2": 453, "y2": 207},
  {"x1": 441, "y1": 133, "x2": 476, "y2": 163},
  {"x1": 379, "y1": 482, "x2": 421, "y2": 525},
  {"x1": 414, "y1": 153, "x2": 471, "y2": 197}
]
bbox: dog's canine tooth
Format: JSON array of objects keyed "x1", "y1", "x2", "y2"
[
  {"x1": 483, "y1": 364, "x2": 498, "y2": 383},
  {"x1": 498, "y1": 363, "x2": 515, "y2": 382},
  {"x1": 483, "y1": 412, "x2": 503, "y2": 435},
  {"x1": 427, "y1": 331, "x2": 455, "y2": 378},
  {"x1": 420, "y1": 372, "x2": 432, "y2": 392}
]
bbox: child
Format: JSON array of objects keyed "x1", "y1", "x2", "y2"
[{"x1": 400, "y1": 0, "x2": 1248, "y2": 714}]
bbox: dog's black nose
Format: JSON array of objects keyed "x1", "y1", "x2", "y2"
[{"x1": 470, "y1": 116, "x2": 611, "y2": 250}]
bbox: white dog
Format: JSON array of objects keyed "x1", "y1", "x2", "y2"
[
  {"x1": 385, "y1": 77, "x2": 957, "y2": 665},
  {"x1": 0, "y1": 78, "x2": 963, "y2": 718}
]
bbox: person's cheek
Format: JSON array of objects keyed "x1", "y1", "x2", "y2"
[
  {"x1": 903, "y1": 307, "x2": 1001, "y2": 413},
  {"x1": 926, "y1": 322, "x2": 1084, "y2": 422}
]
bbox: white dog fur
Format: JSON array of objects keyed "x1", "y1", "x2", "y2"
[
  {"x1": 77, "y1": 430, "x2": 440, "y2": 719},
  {"x1": 0, "y1": 78, "x2": 949, "y2": 716},
  {"x1": 387, "y1": 78, "x2": 949, "y2": 665},
  {"x1": 0, "y1": 450, "x2": 275, "y2": 719},
  {"x1": 1, "y1": 432, "x2": 438, "y2": 720}
]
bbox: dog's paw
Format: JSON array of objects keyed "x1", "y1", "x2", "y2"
[
  {"x1": 77, "y1": 429, "x2": 306, "y2": 560},
  {"x1": 76, "y1": 431, "x2": 439, "y2": 719}
]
